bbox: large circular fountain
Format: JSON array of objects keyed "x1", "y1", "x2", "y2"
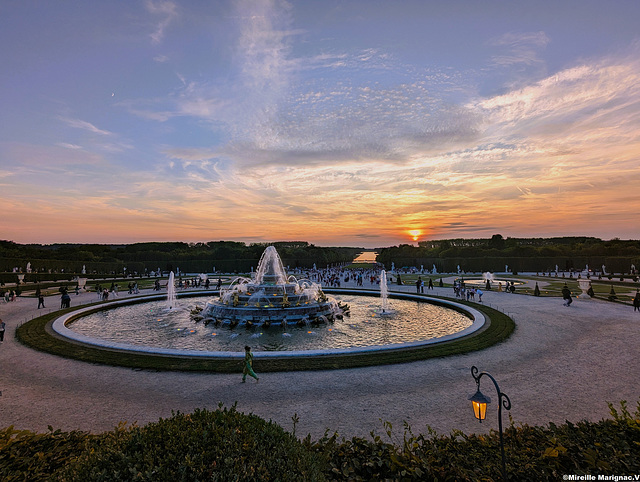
[
  {"x1": 62, "y1": 291, "x2": 478, "y2": 353},
  {"x1": 200, "y1": 246, "x2": 346, "y2": 326},
  {"x1": 38, "y1": 245, "x2": 512, "y2": 371}
]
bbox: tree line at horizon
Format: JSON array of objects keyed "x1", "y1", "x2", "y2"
[
  {"x1": 0, "y1": 240, "x2": 362, "y2": 275},
  {"x1": 1, "y1": 235, "x2": 639, "y2": 276},
  {"x1": 377, "y1": 235, "x2": 640, "y2": 274}
]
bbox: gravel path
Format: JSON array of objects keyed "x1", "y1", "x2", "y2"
[{"x1": 1, "y1": 282, "x2": 639, "y2": 440}]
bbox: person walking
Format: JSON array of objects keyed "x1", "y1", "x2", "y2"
[
  {"x1": 242, "y1": 345, "x2": 259, "y2": 383},
  {"x1": 562, "y1": 284, "x2": 573, "y2": 307},
  {"x1": 60, "y1": 290, "x2": 71, "y2": 309},
  {"x1": 633, "y1": 290, "x2": 640, "y2": 312},
  {"x1": 0, "y1": 318, "x2": 5, "y2": 342},
  {"x1": 37, "y1": 294, "x2": 45, "y2": 309}
]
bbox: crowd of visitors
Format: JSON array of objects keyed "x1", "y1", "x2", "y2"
[{"x1": 1, "y1": 266, "x2": 639, "y2": 315}]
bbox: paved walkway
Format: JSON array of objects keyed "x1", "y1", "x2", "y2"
[{"x1": 1, "y1": 282, "x2": 639, "y2": 440}]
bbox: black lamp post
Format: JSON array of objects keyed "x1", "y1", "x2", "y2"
[{"x1": 469, "y1": 366, "x2": 511, "y2": 480}]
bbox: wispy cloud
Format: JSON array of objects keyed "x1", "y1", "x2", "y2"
[
  {"x1": 164, "y1": 147, "x2": 219, "y2": 162},
  {"x1": 145, "y1": 0, "x2": 178, "y2": 44},
  {"x1": 56, "y1": 142, "x2": 83, "y2": 150},
  {"x1": 59, "y1": 117, "x2": 113, "y2": 136},
  {"x1": 121, "y1": 1, "x2": 481, "y2": 174},
  {"x1": 471, "y1": 51, "x2": 640, "y2": 141},
  {"x1": 488, "y1": 31, "x2": 550, "y2": 67},
  {"x1": 56, "y1": 115, "x2": 133, "y2": 154}
]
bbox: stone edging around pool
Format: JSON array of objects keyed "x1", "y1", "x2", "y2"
[{"x1": 51, "y1": 289, "x2": 485, "y2": 359}]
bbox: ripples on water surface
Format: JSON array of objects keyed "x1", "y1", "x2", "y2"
[{"x1": 69, "y1": 295, "x2": 472, "y2": 352}]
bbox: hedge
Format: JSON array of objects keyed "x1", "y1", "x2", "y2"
[{"x1": 2, "y1": 401, "x2": 639, "y2": 481}]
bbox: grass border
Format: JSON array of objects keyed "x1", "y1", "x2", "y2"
[{"x1": 15, "y1": 292, "x2": 514, "y2": 373}]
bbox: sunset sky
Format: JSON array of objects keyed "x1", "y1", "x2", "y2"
[{"x1": 1, "y1": 1, "x2": 639, "y2": 247}]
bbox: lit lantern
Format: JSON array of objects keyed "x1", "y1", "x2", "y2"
[{"x1": 468, "y1": 389, "x2": 491, "y2": 422}]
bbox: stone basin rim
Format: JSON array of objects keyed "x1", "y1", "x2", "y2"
[{"x1": 51, "y1": 289, "x2": 486, "y2": 359}]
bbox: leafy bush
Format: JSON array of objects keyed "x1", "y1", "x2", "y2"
[
  {"x1": 305, "y1": 400, "x2": 640, "y2": 481},
  {"x1": 0, "y1": 425, "x2": 93, "y2": 481},
  {"x1": 1, "y1": 405, "x2": 322, "y2": 481},
  {"x1": 2, "y1": 401, "x2": 640, "y2": 481},
  {"x1": 62, "y1": 404, "x2": 323, "y2": 481}
]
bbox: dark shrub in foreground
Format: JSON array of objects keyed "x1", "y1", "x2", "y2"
[
  {"x1": 0, "y1": 426, "x2": 91, "y2": 481},
  {"x1": 62, "y1": 404, "x2": 322, "y2": 481},
  {"x1": 305, "y1": 401, "x2": 640, "y2": 481},
  {"x1": 1, "y1": 405, "x2": 321, "y2": 481},
  {"x1": 1, "y1": 401, "x2": 640, "y2": 481}
]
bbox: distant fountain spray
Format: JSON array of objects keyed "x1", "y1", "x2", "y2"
[
  {"x1": 482, "y1": 272, "x2": 495, "y2": 282},
  {"x1": 372, "y1": 270, "x2": 394, "y2": 316},
  {"x1": 166, "y1": 271, "x2": 177, "y2": 309},
  {"x1": 380, "y1": 270, "x2": 389, "y2": 313},
  {"x1": 482, "y1": 272, "x2": 494, "y2": 290}
]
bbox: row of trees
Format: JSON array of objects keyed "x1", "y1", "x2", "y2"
[
  {"x1": 0, "y1": 240, "x2": 361, "y2": 277},
  {"x1": 3, "y1": 235, "x2": 640, "y2": 278},
  {"x1": 415, "y1": 235, "x2": 640, "y2": 257},
  {"x1": 377, "y1": 235, "x2": 640, "y2": 274}
]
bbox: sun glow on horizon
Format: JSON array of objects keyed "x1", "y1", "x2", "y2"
[{"x1": 409, "y1": 230, "x2": 422, "y2": 242}]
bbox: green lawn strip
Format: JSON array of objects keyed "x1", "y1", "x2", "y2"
[
  {"x1": 16, "y1": 295, "x2": 514, "y2": 373},
  {"x1": 19, "y1": 277, "x2": 229, "y2": 298},
  {"x1": 396, "y1": 273, "x2": 638, "y2": 301},
  {"x1": 481, "y1": 277, "x2": 638, "y2": 303},
  {"x1": 536, "y1": 279, "x2": 638, "y2": 302}
]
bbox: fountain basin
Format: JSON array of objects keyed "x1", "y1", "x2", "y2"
[
  {"x1": 52, "y1": 290, "x2": 485, "y2": 357},
  {"x1": 459, "y1": 278, "x2": 525, "y2": 288}
]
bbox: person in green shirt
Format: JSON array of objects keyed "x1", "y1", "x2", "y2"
[{"x1": 242, "y1": 345, "x2": 259, "y2": 383}]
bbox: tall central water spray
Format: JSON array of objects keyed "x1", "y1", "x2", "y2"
[{"x1": 200, "y1": 245, "x2": 348, "y2": 325}]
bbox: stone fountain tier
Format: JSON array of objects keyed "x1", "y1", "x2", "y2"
[
  {"x1": 244, "y1": 283, "x2": 298, "y2": 296},
  {"x1": 202, "y1": 287, "x2": 341, "y2": 324},
  {"x1": 200, "y1": 246, "x2": 348, "y2": 325},
  {"x1": 203, "y1": 303, "x2": 339, "y2": 325}
]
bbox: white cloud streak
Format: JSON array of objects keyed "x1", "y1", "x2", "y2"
[
  {"x1": 145, "y1": 0, "x2": 178, "y2": 44},
  {"x1": 489, "y1": 31, "x2": 550, "y2": 67},
  {"x1": 59, "y1": 117, "x2": 113, "y2": 136}
]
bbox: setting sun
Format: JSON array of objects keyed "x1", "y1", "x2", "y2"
[{"x1": 409, "y1": 230, "x2": 421, "y2": 241}]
